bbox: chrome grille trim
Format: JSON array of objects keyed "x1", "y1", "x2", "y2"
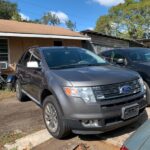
[{"x1": 93, "y1": 79, "x2": 141, "y2": 100}]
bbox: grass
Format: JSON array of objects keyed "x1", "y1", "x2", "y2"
[
  {"x1": 0, "y1": 90, "x2": 16, "y2": 101},
  {"x1": 0, "y1": 132, "x2": 24, "y2": 148}
]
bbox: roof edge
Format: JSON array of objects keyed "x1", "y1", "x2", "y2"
[
  {"x1": 81, "y1": 30, "x2": 144, "y2": 45},
  {"x1": 0, "y1": 32, "x2": 91, "y2": 41}
]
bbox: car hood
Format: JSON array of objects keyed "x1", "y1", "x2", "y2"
[
  {"x1": 124, "y1": 120, "x2": 150, "y2": 150},
  {"x1": 52, "y1": 65, "x2": 139, "y2": 86}
]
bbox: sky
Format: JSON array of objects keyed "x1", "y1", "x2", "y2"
[{"x1": 10, "y1": 0, "x2": 125, "y2": 31}]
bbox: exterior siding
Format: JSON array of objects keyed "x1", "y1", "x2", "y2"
[
  {"x1": 8, "y1": 37, "x2": 82, "y2": 64},
  {"x1": 90, "y1": 34, "x2": 129, "y2": 48},
  {"x1": 81, "y1": 31, "x2": 144, "y2": 54},
  {"x1": 142, "y1": 41, "x2": 150, "y2": 48}
]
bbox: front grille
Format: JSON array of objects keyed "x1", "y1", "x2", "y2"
[{"x1": 93, "y1": 79, "x2": 141, "y2": 101}]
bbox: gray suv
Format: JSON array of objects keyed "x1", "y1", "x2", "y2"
[{"x1": 16, "y1": 47, "x2": 147, "y2": 139}]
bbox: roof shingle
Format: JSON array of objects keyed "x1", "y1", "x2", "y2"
[{"x1": 0, "y1": 19, "x2": 84, "y2": 38}]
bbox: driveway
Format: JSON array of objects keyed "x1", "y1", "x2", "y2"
[
  {"x1": 33, "y1": 136, "x2": 119, "y2": 150},
  {"x1": 33, "y1": 109, "x2": 149, "y2": 150},
  {"x1": 0, "y1": 96, "x2": 149, "y2": 150},
  {"x1": 0, "y1": 97, "x2": 45, "y2": 136}
]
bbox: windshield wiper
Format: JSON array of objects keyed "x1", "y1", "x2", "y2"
[
  {"x1": 50, "y1": 64, "x2": 80, "y2": 69},
  {"x1": 50, "y1": 63, "x2": 108, "y2": 69},
  {"x1": 85, "y1": 63, "x2": 108, "y2": 66}
]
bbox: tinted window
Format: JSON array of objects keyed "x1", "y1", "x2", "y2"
[
  {"x1": 20, "y1": 52, "x2": 31, "y2": 66},
  {"x1": 113, "y1": 53, "x2": 126, "y2": 60},
  {"x1": 101, "y1": 51, "x2": 114, "y2": 62},
  {"x1": 43, "y1": 48, "x2": 107, "y2": 69},
  {"x1": 128, "y1": 49, "x2": 150, "y2": 62}
]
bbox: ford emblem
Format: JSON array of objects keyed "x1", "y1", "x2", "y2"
[{"x1": 119, "y1": 85, "x2": 132, "y2": 94}]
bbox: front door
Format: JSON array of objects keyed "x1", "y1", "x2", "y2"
[{"x1": 28, "y1": 52, "x2": 43, "y2": 101}]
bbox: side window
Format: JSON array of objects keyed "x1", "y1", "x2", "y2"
[
  {"x1": 113, "y1": 52, "x2": 126, "y2": 61},
  {"x1": 20, "y1": 52, "x2": 31, "y2": 66},
  {"x1": 129, "y1": 52, "x2": 141, "y2": 61},
  {"x1": 101, "y1": 51, "x2": 112, "y2": 62},
  {"x1": 30, "y1": 54, "x2": 41, "y2": 67},
  {"x1": 113, "y1": 51, "x2": 128, "y2": 65},
  {"x1": 0, "y1": 39, "x2": 8, "y2": 62}
]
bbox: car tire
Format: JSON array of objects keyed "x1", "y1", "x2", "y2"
[
  {"x1": 43, "y1": 95, "x2": 71, "y2": 139},
  {"x1": 144, "y1": 81, "x2": 150, "y2": 106},
  {"x1": 16, "y1": 80, "x2": 27, "y2": 102}
]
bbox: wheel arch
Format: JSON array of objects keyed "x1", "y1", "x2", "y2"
[{"x1": 40, "y1": 89, "x2": 64, "y2": 115}]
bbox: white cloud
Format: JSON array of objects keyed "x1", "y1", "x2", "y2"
[
  {"x1": 87, "y1": 27, "x2": 94, "y2": 30},
  {"x1": 50, "y1": 11, "x2": 69, "y2": 23},
  {"x1": 93, "y1": 0, "x2": 125, "y2": 7},
  {"x1": 20, "y1": 13, "x2": 30, "y2": 21}
]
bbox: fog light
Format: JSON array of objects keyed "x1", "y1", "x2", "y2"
[{"x1": 82, "y1": 120, "x2": 99, "y2": 127}]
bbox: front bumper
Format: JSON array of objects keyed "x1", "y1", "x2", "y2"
[
  {"x1": 67, "y1": 109, "x2": 145, "y2": 134},
  {"x1": 62, "y1": 92, "x2": 147, "y2": 134}
]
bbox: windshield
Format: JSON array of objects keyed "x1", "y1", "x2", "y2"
[
  {"x1": 128, "y1": 49, "x2": 150, "y2": 62},
  {"x1": 43, "y1": 47, "x2": 107, "y2": 69}
]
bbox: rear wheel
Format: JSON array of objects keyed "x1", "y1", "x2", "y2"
[
  {"x1": 16, "y1": 80, "x2": 27, "y2": 102},
  {"x1": 43, "y1": 95, "x2": 70, "y2": 139},
  {"x1": 144, "y1": 81, "x2": 150, "y2": 106}
]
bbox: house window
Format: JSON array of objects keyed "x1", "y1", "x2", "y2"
[
  {"x1": 54, "y1": 41, "x2": 63, "y2": 46},
  {"x1": 0, "y1": 39, "x2": 8, "y2": 62}
]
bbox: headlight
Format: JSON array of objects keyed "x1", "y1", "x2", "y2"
[
  {"x1": 64, "y1": 87, "x2": 96, "y2": 103},
  {"x1": 138, "y1": 77, "x2": 146, "y2": 92}
]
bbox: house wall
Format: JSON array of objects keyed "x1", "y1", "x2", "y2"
[
  {"x1": 85, "y1": 33, "x2": 129, "y2": 54},
  {"x1": 90, "y1": 34, "x2": 129, "y2": 48},
  {"x1": 8, "y1": 37, "x2": 82, "y2": 64},
  {"x1": 143, "y1": 41, "x2": 150, "y2": 48}
]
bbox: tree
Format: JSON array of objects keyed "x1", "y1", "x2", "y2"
[
  {"x1": 95, "y1": 0, "x2": 150, "y2": 39},
  {"x1": 0, "y1": 0, "x2": 21, "y2": 20},
  {"x1": 41, "y1": 12, "x2": 60, "y2": 26},
  {"x1": 65, "y1": 20, "x2": 76, "y2": 31}
]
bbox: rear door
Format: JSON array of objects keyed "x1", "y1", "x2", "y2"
[{"x1": 17, "y1": 51, "x2": 32, "y2": 92}]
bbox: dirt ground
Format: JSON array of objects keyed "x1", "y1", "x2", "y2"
[
  {"x1": 0, "y1": 96, "x2": 45, "y2": 148},
  {"x1": 0, "y1": 96, "x2": 150, "y2": 150},
  {"x1": 0, "y1": 91, "x2": 15, "y2": 101},
  {"x1": 33, "y1": 136, "x2": 119, "y2": 150},
  {"x1": 33, "y1": 109, "x2": 149, "y2": 150}
]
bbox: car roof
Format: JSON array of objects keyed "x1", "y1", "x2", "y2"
[
  {"x1": 112, "y1": 47, "x2": 149, "y2": 50},
  {"x1": 101, "y1": 47, "x2": 150, "y2": 54},
  {"x1": 38, "y1": 46, "x2": 82, "y2": 51}
]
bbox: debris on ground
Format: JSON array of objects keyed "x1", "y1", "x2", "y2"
[{"x1": 73, "y1": 143, "x2": 89, "y2": 150}]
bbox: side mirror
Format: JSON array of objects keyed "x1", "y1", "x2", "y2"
[
  {"x1": 27, "y1": 61, "x2": 39, "y2": 68},
  {"x1": 116, "y1": 58, "x2": 125, "y2": 65}
]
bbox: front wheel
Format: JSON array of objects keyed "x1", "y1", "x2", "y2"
[
  {"x1": 43, "y1": 95, "x2": 70, "y2": 139},
  {"x1": 144, "y1": 81, "x2": 150, "y2": 106}
]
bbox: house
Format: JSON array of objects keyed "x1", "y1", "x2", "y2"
[
  {"x1": 81, "y1": 30, "x2": 144, "y2": 54},
  {"x1": 137, "y1": 39, "x2": 150, "y2": 48},
  {"x1": 0, "y1": 19, "x2": 90, "y2": 74}
]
